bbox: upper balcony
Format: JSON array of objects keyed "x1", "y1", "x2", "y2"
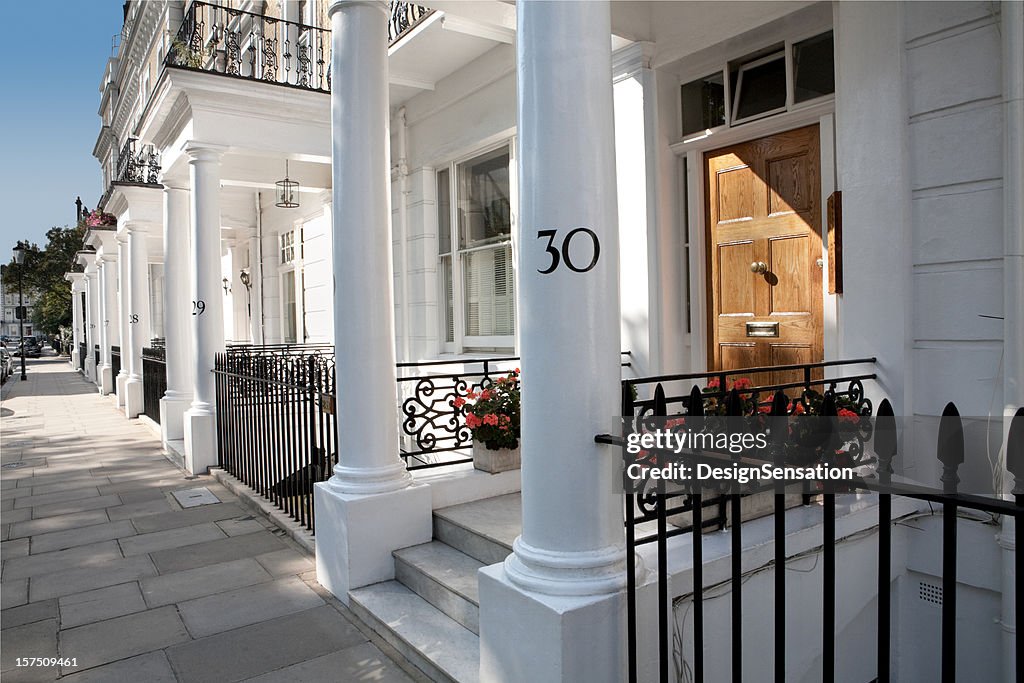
[{"x1": 164, "y1": 0, "x2": 434, "y2": 94}]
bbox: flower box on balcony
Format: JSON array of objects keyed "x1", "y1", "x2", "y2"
[{"x1": 472, "y1": 442, "x2": 521, "y2": 474}]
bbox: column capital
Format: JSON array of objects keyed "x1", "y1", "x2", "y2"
[
  {"x1": 161, "y1": 176, "x2": 190, "y2": 192},
  {"x1": 125, "y1": 221, "x2": 150, "y2": 236},
  {"x1": 328, "y1": 0, "x2": 387, "y2": 17},
  {"x1": 181, "y1": 141, "x2": 228, "y2": 163}
]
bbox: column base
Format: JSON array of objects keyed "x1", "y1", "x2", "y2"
[
  {"x1": 160, "y1": 395, "x2": 192, "y2": 446},
  {"x1": 71, "y1": 350, "x2": 80, "y2": 371},
  {"x1": 85, "y1": 357, "x2": 96, "y2": 383},
  {"x1": 313, "y1": 480, "x2": 432, "y2": 603},
  {"x1": 125, "y1": 377, "x2": 144, "y2": 419},
  {"x1": 115, "y1": 372, "x2": 128, "y2": 407},
  {"x1": 99, "y1": 364, "x2": 113, "y2": 395},
  {"x1": 478, "y1": 563, "x2": 627, "y2": 683},
  {"x1": 184, "y1": 409, "x2": 218, "y2": 475}
]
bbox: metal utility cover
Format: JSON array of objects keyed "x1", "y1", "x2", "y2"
[{"x1": 172, "y1": 487, "x2": 221, "y2": 508}]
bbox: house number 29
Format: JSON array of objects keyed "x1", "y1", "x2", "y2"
[
  {"x1": 192, "y1": 300, "x2": 206, "y2": 316},
  {"x1": 537, "y1": 228, "x2": 601, "y2": 274}
]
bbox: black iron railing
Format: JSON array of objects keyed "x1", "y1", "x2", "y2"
[
  {"x1": 167, "y1": 2, "x2": 432, "y2": 94},
  {"x1": 142, "y1": 346, "x2": 166, "y2": 424},
  {"x1": 111, "y1": 345, "x2": 121, "y2": 394},
  {"x1": 94, "y1": 345, "x2": 100, "y2": 372},
  {"x1": 115, "y1": 138, "x2": 161, "y2": 185},
  {"x1": 78, "y1": 342, "x2": 86, "y2": 371},
  {"x1": 398, "y1": 356, "x2": 520, "y2": 470},
  {"x1": 602, "y1": 360, "x2": 1024, "y2": 683},
  {"x1": 214, "y1": 345, "x2": 336, "y2": 531}
]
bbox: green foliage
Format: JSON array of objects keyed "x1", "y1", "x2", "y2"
[{"x1": 5, "y1": 225, "x2": 85, "y2": 335}]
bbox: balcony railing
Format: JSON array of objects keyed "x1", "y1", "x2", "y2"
[
  {"x1": 115, "y1": 138, "x2": 161, "y2": 185},
  {"x1": 167, "y1": 1, "x2": 433, "y2": 93}
]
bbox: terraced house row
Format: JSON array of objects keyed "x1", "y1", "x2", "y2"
[{"x1": 68, "y1": 1, "x2": 1024, "y2": 681}]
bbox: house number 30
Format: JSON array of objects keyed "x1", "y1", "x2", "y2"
[{"x1": 536, "y1": 228, "x2": 601, "y2": 274}]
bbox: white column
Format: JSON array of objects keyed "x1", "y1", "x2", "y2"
[
  {"x1": 84, "y1": 263, "x2": 99, "y2": 382},
  {"x1": 247, "y1": 234, "x2": 264, "y2": 344},
  {"x1": 182, "y1": 142, "x2": 227, "y2": 474},
  {"x1": 124, "y1": 223, "x2": 152, "y2": 418},
  {"x1": 115, "y1": 235, "x2": 130, "y2": 405},
  {"x1": 479, "y1": 2, "x2": 627, "y2": 681},
  {"x1": 97, "y1": 254, "x2": 117, "y2": 395},
  {"x1": 68, "y1": 275, "x2": 85, "y2": 370},
  {"x1": 161, "y1": 183, "x2": 194, "y2": 446},
  {"x1": 313, "y1": 0, "x2": 431, "y2": 602}
]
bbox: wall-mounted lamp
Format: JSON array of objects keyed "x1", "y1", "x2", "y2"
[
  {"x1": 239, "y1": 270, "x2": 252, "y2": 290},
  {"x1": 222, "y1": 277, "x2": 231, "y2": 295}
]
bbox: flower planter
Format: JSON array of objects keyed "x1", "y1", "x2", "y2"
[{"x1": 472, "y1": 441, "x2": 521, "y2": 474}]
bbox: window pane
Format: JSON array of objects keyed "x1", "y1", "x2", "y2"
[
  {"x1": 438, "y1": 169, "x2": 451, "y2": 254},
  {"x1": 734, "y1": 55, "x2": 786, "y2": 121},
  {"x1": 793, "y1": 31, "x2": 835, "y2": 103},
  {"x1": 441, "y1": 255, "x2": 454, "y2": 343},
  {"x1": 282, "y1": 274, "x2": 296, "y2": 343},
  {"x1": 463, "y1": 244, "x2": 514, "y2": 337},
  {"x1": 458, "y1": 148, "x2": 511, "y2": 249},
  {"x1": 681, "y1": 72, "x2": 725, "y2": 136}
]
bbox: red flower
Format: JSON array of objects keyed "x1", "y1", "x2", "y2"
[
  {"x1": 838, "y1": 408, "x2": 859, "y2": 423},
  {"x1": 465, "y1": 413, "x2": 482, "y2": 428},
  {"x1": 453, "y1": 397, "x2": 466, "y2": 408},
  {"x1": 732, "y1": 378, "x2": 753, "y2": 391},
  {"x1": 707, "y1": 378, "x2": 720, "y2": 389},
  {"x1": 483, "y1": 414, "x2": 499, "y2": 426},
  {"x1": 480, "y1": 389, "x2": 493, "y2": 400}
]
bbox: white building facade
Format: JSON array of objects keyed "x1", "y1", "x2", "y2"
[{"x1": 71, "y1": 1, "x2": 1023, "y2": 681}]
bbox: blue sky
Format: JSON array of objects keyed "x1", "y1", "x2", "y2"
[{"x1": 0, "y1": 1, "x2": 124, "y2": 256}]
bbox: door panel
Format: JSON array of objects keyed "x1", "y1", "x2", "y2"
[{"x1": 706, "y1": 125, "x2": 824, "y2": 385}]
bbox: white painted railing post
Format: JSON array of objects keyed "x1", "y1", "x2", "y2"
[
  {"x1": 478, "y1": 1, "x2": 628, "y2": 680},
  {"x1": 313, "y1": 0, "x2": 431, "y2": 603}
]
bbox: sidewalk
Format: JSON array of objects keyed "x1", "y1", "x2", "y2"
[{"x1": 1, "y1": 357, "x2": 425, "y2": 682}]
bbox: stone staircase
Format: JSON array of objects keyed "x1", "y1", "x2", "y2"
[{"x1": 348, "y1": 493, "x2": 522, "y2": 683}]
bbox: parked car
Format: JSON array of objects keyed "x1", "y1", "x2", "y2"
[{"x1": 0, "y1": 347, "x2": 12, "y2": 383}]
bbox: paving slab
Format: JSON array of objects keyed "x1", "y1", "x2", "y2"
[
  {"x1": 13, "y1": 487, "x2": 100, "y2": 510},
  {"x1": 1, "y1": 619, "x2": 58, "y2": 672},
  {"x1": 255, "y1": 548, "x2": 316, "y2": 577},
  {"x1": 131, "y1": 502, "x2": 250, "y2": 534},
  {"x1": 29, "y1": 494, "x2": 121, "y2": 520},
  {"x1": 2, "y1": 537, "x2": 30, "y2": 558},
  {"x1": 1, "y1": 599, "x2": 58, "y2": 630},
  {"x1": 243, "y1": 642, "x2": 416, "y2": 683},
  {"x1": 178, "y1": 575, "x2": 325, "y2": 638},
  {"x1": 29, "y1": 520, "x2": 136, "y2": 555},
  {"x1": 59, "y1": 605, "x2": 190, "y2": 670},
  {"x1": 29, "y1": 555, "x2": 157, "y2": 602},
  {"x1": 60, "y1": 651, "x2": 176, "y2": 683},
  {"x1": 150, "y1": 530, "x2": 288, "y2": 574},
  {"x1": 9, "y1": 510, "x2": 109, "y2": 539},
  {"x1": 120, "y1": 522, "x2": 226, "y2": 557},
  {"x1": 140, "y1": 557, "x2": 272, "y2": 608},
  {"x1": 166, "y1": 605, "x2": 366, "y2": 683},
  {"x1": 217, "y1": 516, "x2": 268, "y2": 537},
  {"x1": 105, "y1": 497, "x2": 177, "y2": 521},
  {"x1": 2, "y1": 578, "x2": 27, "y2": 609},
  {"x1": 58, "y1": 582, "x2": 147, "y2": 628},
  {"x1": 2, "y1": 540, "x2": 123, "y2": 581}
]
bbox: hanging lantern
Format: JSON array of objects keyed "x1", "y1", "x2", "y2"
[{"x1": 275, "y1": 160, "x2": 300, "y2": 208}]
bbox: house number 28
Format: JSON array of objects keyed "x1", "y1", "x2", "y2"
[{"x1": 536, "y1": 228, "x2": 601, "y2": 274}]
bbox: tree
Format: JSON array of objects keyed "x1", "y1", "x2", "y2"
[{"x1": 5, "y1": 225, "x2": 85, "y2": 335}]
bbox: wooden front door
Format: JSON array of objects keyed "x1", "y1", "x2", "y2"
[{"x1": 705, "y1": 124, "x2": 823, "y2": 387}]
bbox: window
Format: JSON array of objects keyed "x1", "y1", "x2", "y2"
[
  {"x1": 281, "y1": 272, "x2": 297, "y2": 343},
  {"x1": 680, "y1": 72, "x2": 726, "y2": 137},
  {"x1": 793, "y1": 31, "x2": 835, "y2": 103},
  {"x1": 280, "y1": 230, "x2": 296, "y2": 264},
  {"x1": 731, "y1": 49, "x2": 786, "y2": 123},
  {"x1": 438, "y1": 145, "x2": 516, "y2": 351}
]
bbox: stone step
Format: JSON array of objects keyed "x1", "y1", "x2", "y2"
[
  {"x1": 394, "y1": 541, "x2": 483, "y2": 634},
  {"x1": 348, "y1": 581, "x2": 479, "y2": 683},
  {"x1": 432, "y1": 493, "x2": 520, "y2": 566}
]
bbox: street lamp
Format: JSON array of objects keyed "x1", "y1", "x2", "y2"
[{"x1": 12, "y1": 243, "x2": 26, "y2": 381}]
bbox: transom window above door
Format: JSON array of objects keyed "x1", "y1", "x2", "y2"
[
  {"x1": 680, "y1": 30, "x2": 835, "y2": 137},
  {"x1": 438, "y1": 144, "x2": 516, "y2": 353}
]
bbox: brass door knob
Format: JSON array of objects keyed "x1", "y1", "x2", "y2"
[{"x1": 749, "y1": 261, "x2": 768, "y2": 274}]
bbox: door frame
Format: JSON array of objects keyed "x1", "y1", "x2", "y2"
[{"x1": 673, "y1": 101, "x2": 839, "y2": 375}]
